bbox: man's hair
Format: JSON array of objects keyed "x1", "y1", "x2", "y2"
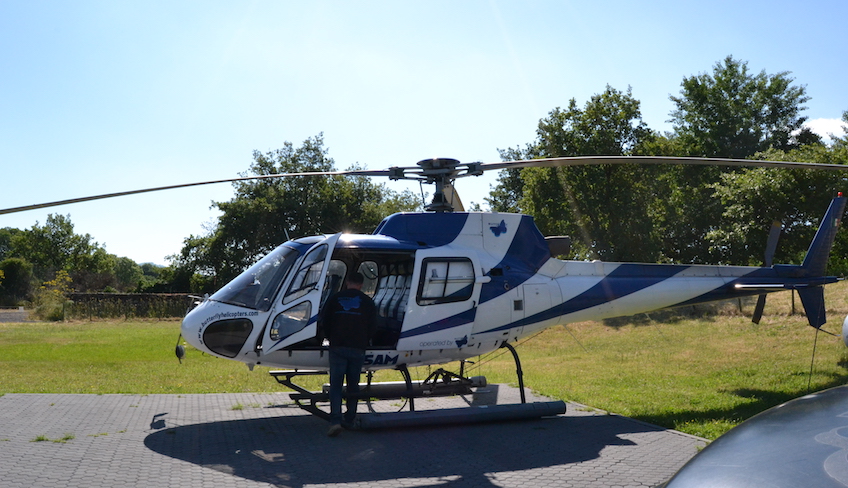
[{"x1": 348, "y1": 272, "x2": 365, "y2": 285}]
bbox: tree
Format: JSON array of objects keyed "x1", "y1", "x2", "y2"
[
  {"x1": 167, "y1": 234, "x2": 215, "y2": 292},
  {"x1": 2, "y1": 218, "x2": 172, "y2": 297},
  {"x1": 707, "y1": 116, "x2": 848, "y2": 271},
  {"x1": 70, "y1": 247, "x2": 117, "y2": 291},
  {"x1": 136, "y1": 262, "x2": 171, "y2": 292},
  {"x1": 171, "y1": 134, "x2": 420, "y2": 289},
  {"x1": 0, "y1": 258, "x2": 33, "y2": 305},
  {"x1": 669, "y1": 55, "x2": 811, "y2": 158},
  {"x1": 7, "y1": 214, "x2": 120, "y2": 291},
  {"x1": 486, "y1": 146, "x2": 527, "y2": 213},
  {"x1": 0, "y1": 228, "x2": 23, "y2": 261},
  {"x1": 654, "y1": 56, "x2": 816, "y2": 263},
  {"x1": 488, "y1": 86, "x2": 663, "y2": 261},
  {"x1": 10, "y1": 215, "x2": 96, "y2": 275},
  {"x1": 114, "y1": 256, "x2": 143, "y2": 292}
]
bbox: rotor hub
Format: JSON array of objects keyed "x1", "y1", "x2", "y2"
[
  {"x1": 417, "y1": 158, "x2": 461, "y2": 212},
  {"x1": 416, "y1": 158, "x2": 461, "y2": 176}
]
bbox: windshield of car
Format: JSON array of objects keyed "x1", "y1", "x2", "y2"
[{"x1": 209, "y1": 245, "x2": 300, "y2": 311}]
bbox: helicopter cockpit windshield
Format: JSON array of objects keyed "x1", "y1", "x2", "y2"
[{"x1": 208, "y1": 245, "x2": 300, "y2": 311}]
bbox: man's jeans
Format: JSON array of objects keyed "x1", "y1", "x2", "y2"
[{"x1": 328, "y1": 346, "x2": 366, "y2": 426}]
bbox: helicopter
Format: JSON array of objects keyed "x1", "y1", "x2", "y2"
[{"x1": 4, "y1": 155, "x2": 848, "y2": 425}]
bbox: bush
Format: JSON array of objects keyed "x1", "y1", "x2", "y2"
[
  {"x1": 64, "y1": 293, "x2": 193, "y2": 320},
  {"x1": 31, "y1": 271, "x2": 73, "y2": 321}
]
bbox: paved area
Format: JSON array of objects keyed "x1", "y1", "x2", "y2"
[
  {"x1": 0, "y1": 385, "x2": 705, "y2": 487},
  {"x1": 0, "y1": 309, "x2": 28, "y2": 322}
]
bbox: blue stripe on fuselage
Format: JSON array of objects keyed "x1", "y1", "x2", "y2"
[
  {"x1": 398, "y1": 307, "x2": 477, "y2": 339},
  {"x1": 479, "y1": 215, "x2": 550, "y2": 304},
  {"x1": 374, "y1": 212, "x2": 469, "y2": 247},
  {"x1": 480, "y1": 263, "x2": 690, "y2": 334}
]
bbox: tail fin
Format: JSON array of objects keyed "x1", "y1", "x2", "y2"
[
  {"x1": 798, "y1": 287, "x2": 827, "y2": 328},
  {"x1": 801, "y1": 194, "x2": 846, "y2": 276},
  {"x1": 796, "y1": 194, "x2": 846, "y2": 328}
]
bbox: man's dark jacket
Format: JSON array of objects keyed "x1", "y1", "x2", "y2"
[{"x1": 321, "y1": 289, "x2": 376, "y2": 350}]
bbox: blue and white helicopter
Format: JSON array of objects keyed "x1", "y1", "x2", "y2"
[{"x1": 4, "y1": 155, "x2": 847, "y2": 424}]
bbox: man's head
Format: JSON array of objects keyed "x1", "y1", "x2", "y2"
[{"x1": 346, "y1": 271, "x2": 365, "y2": 290}]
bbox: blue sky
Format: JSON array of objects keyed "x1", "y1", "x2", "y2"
[{"x1": 2, "y1": 1, "x2": 847, "y2": 265}]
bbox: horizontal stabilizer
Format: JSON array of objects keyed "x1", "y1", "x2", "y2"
[{"x1": 735, "y1": 284, "x2": 787, "y2": 290}]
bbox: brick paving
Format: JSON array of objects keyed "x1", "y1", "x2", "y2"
[{"x1": 0, "y1": 385, "x2": 705, "y2": 487}]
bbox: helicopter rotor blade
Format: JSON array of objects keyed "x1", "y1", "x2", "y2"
[
  {"x1": 0, "y1": 168, "x2": 394, "y2": 216},
  {"x1": 764, "y1": 220, "x2": 782, "y2": 268},
  {"x1": 5, "y1": 155, "x2": 848, "y2": 216},
  {"x1": 752, "y1": 220, "x2": 783, "y2": 324},
  {"x1": 465, "y1": 155, "x2": 848, "y2": 175}
]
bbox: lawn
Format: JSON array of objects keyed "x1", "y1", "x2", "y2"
[{"x1": 2, "y1": 281, "x2": 848, "y2": 440}]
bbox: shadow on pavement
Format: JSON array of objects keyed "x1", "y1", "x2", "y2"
[{"x1": 145, "y1": 411, "x2": 662, "y2": 487}]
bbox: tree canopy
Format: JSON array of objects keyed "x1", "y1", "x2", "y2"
[
  {"x1": 170, "y1": 134, "x2": 420, "y2": 291},
  {"x1": 708, "y1": 111, "x2": 848, "y2": 268},
  {"x1": 489, "y1": 85, "x2": 663, "y2": 260},
  {"x1": 0, "y1": 215, "x2": 152, "y2": 305},
  {"x1": 670, "y1": 55, "x2": 813, "y2": 158},
  {"x1": 489, "y1": 57, "x2": 846, "y2": 269}
]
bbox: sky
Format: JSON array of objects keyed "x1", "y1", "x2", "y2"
[{"x1": 2, "y1": 1, "x2": 848, "y2": 266}]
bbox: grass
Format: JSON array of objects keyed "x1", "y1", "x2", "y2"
[
  {"x1": 470, "y1": 281, "x2": 848, "y2": 439},
  {"x1": 2, "y1": 282, "x2": 848, "y2": 440},
  {"x1": 0, "y1": 319, "x2": 283, "y2": 393},
  {"x1": 31, "y1": 433, "x2": 75, "y2": 443}
]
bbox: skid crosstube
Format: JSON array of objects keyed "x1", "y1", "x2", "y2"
[
  {"x1": 269, "y1": 344, "x2": 566, "y2": 429},
  {"x1": 269, "y1": 366, "x2": 478, "y2": 417}
]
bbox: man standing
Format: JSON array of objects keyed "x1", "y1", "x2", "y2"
[{"x1": 321, "y1": 271, "x2": 376, "y2": 437}]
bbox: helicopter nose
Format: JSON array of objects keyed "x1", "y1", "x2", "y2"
[
  {"x1": 180, "y1": 300, "x2": 258, "y2": 359},
  {"x1": 180, "y1": 306, "x2": 205, "y2": 352}
]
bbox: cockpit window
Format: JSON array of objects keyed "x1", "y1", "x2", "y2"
[
  {"x1": 283, "y1": 244, "x2": 328, "y2": 304},
  {"x1": 209, "y1": 245, "x2": 300, "y2": 311}
]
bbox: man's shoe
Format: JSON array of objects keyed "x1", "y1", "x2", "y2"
[{"x1": 327, "y1": 424, "x2": 343, "y2": 437}]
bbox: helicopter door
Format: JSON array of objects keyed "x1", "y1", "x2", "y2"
[
  {"x1": 396, "y1": 255, "x2": 482, "y2": 351},
  {"x1": 261, "y1": 233, "x2": 342, "y2": 354}
]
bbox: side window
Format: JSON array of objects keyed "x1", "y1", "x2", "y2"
[
  {"x1": 321, "y1": 260, "x2": 348, "y2": 306},
  {"x1": 269, "y1": 302, "x2": 311, "y2": 341},
  {"x1": 417, "y1": 258, "x2": 475, "y2": 305},
  {"x1": 284, "y1": 244, "x2": 328, "y2": 304},
  {"x1": 358, "y1": 261, "x2": 379, "y2": 297}
]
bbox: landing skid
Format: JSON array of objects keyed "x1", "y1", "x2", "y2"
[
  {"x1": 269, "y1": 370, "x2": 332, "y2": 420},
  {"x1": 269, "y1": 342, "x2": 566, "y2": 428},
  {"x1": 269, "y1": 365, "x2": 480, "y2": 417}
]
